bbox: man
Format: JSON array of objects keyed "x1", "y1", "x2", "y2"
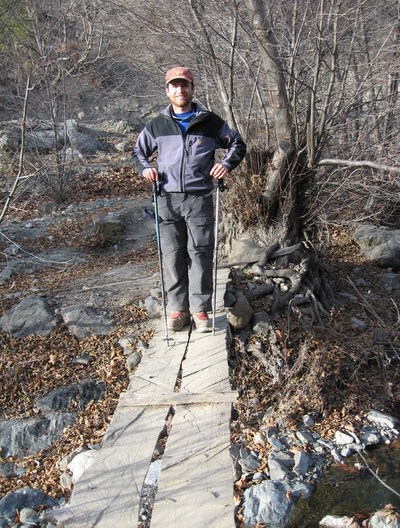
[{"x1": 132, "y1": 67, "x2": 246, "y2": 332}]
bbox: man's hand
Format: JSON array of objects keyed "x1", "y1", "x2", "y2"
[
  {"x1": 210, "y1": 163, "x2": 227, "y2": 180},
  {"x1": 143, "y1": 167, "x2": 159, "y2": 183}
]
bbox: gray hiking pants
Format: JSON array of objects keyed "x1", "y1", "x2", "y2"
[{"x1": 157, "y1": 192, "x2": 214, "y2": 313}]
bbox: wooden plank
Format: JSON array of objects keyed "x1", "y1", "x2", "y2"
[
  {"x1": 51, "y1": 320, "x2": 189, "y2": 528},
  {"x1": 181, "y1": 314, "x2": 232, "y2": 394},
  {"x1": 52, "y1": 405, "x2": 168, "y2": 528},
  {"x1": 151, "y1": 403, "x2": 235, "y2": 528},
  {"x1": 119, "y1": 391, "x2": 238, "y2": 407}
]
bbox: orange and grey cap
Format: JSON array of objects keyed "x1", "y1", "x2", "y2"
[{"x1": 165, "y1": 67, "x2": 194, "y2": 85}]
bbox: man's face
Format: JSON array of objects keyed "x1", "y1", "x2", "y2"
[{"x1": 166, "y1": 79, "x2": 194, "y2": 112}]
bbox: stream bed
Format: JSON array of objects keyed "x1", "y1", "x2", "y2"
[{"x1": 287, "y1": 444, "x2": 400, "y2": 527}]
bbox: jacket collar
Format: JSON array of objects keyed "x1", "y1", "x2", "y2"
[{"x1": 161, "y1": 102, "x2": 208, "y2": 119}]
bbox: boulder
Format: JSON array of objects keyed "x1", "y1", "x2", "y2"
[
  {"x1": 0, "y1": 296, "x2": 59, "y2": 337},
  {"x1": 0, "y1": 413, "x2": 75, "y2": 457},
  {"x1": 60, "y1": 304, "x2": 115, "y2": 339},
  {"x1": 243, "y1": 479, "x2": 312, "y2": 527},
  {"x1": 0, "y1": 488, "x2": 56, "y2": 525},
  {"x1": 353, "y1": 225, "x2": 400, "y2": 269}
]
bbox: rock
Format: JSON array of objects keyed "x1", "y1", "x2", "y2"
[
  {"x1": 360, "y1": 426, "x2": 381, "y2": 446},
  {"x1": 319, "y1": 515, "x2": 358, "y2": 527},
  {"x1": 0, "y1": 296, "x2": 59, "y2": 338},
  {"x1": 0, "y1": 413, "x2": 75, "y2": 457},
  {"x1": 60, "y1": 304, "x2": 115, "y2": 339},
  {"x1": 296, "y1": 427, "x2": 315, "y2": 445},
  {"x1": 37, "y1": 202, "x2": 59, "y2": 217},
  {"x1": 335, "y1": 430, "x2": 355, "y2": 445},
  {"x1": 252, "y1": 311, "x2": 271, "y2": 334},
  {"x1": 68, "y1": 449, "x2": 98, "y2": 483},
  {"x1": 228, "y1": 238, "x2": 266, "y2": 266},
  {"x1": 78, "y1": 380, "x2": 106, "y2": 410},
  {"x1": 226, "y1": 291, "x2": 254, "y2": 329},
  {"x1": 380, "y1": 272, "x2": 400, "y2": 291},
  {"x1": 303, "y1": 414, "x2": 315, "y2": 428},
  {"x1": 144, "y1": 296, "x2": 162, "y2": 318},
  {"x1": 0, "y1": 488, "x2": 56, "y2": 524},
  {"x1": 19, "y1": 507, "x2": 39, "y2": 526},
  {"x1": 368, "y1": 504, "x2": 400, "y2": 528},
  {"x1": 0, "y1": 462, "x2": 25, "y2": 478},
  {"x1": 60, "y1": 471, "x2": 73, "y2": 491},
  {"x1": 353, "y1": 225, "x2": 400, "y2": 269},
  {"x1": 350, "y1": 316, "x2": 367, "y2": 330},
  {"x1": 0, "y1": 267, "x2": 12, "y2": 283},
  {"x1": 293, "y1": 450, "x2": 310, "y2": 476},
  {"x1": 239, "y1": 449, "x2": 261, "y2": 472},
  {"x1": 126, "y1": 351, "x2": 142, "y2": 371},
  {"x1": 66, "y1": 119, "x2": 108, "y2": 154},
  {"x1": 35, "y1": 385, "x2": 79, "y2": 412},
  {"x1": 366, "y1": 410, "x2": 398, "y2": 429},
  {"x1": 243, "y1": 479, "x2": 312, "y2": 528},
  {"x1": 144, "y1": 459, "x2": 162, "y2": 487},
  {"x1": 268, "y1": 450, "x2": 294, "y2": 480}
]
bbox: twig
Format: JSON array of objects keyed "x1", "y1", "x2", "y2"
[
  {"x1": 357, "y1": 451, "x2": 400, "y2": 499},
  {"x1": 346, "y1": 276, "x2": 386, "y2": 327}
]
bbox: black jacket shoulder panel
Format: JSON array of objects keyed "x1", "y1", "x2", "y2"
[{"x1": 147, "y1": 114, "x2": 179, "y2": 138}]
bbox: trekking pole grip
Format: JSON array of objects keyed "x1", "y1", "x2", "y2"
[{"x1": 217, "y1": 178, "x2": 225, "y2": 192}]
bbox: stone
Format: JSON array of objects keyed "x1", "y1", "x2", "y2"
[
  {"x1": 0, "y1": 488, "x2": 56, "y2": 524},
  {"x1": 68, "y1": 449, "x2": 98, "y2": 483},
  {"x1": 353, "y1": 225, "x2": 400, "y2": 269},
  {"x1": 0, "y1": 462, "x2": 25, "y2": 478},
  {"x1": 268, "y1": 450, "x2": 294, "y2": 480},
  {"x1": 35, "y1": 385, "x2": 79, "y2": 412},
  {"x1": 367, "y1": 410, "x2": 398, "y2": 429},
  {"x1": 296, "y1": 427, "x2": 315, "y2": 445},
  {"x1": 126, "y1": 351, "x2": 142, "y2": 370},
  {"x1": 93, "y1": 215, "x2": 125, "y2": 242},
  {"x1": 293, "y1": 450, "x2": 310, "y2": 476},
  {"x1": 144, "y1": 459, "x2": 162, "y2": 487},
  {"x1": 319, "y1": 515, "x2": 357, "y2": 527},
  {"x1": 144, "y1": 296, "x2": 162, "y2": 318},
  {"x1": 228, "y1": 238, "x2": 266, "y2": 266},
  {"x1": 335, "y1": 430, "x2": 355, "y2": 445},
  {"x1": 350, "y1": 317, "x2": 367, "y2": 330},
  {"x1": 303, "y1": 414, "x2": 315, "y2": 428},
  {"x1": 242, "y1": 479, "x2": 312, "y2": 528},
  {"x1": 19, "y1": 507, "x2": 39, "y2": 526},
  {"x1": 78, "y1": 380, "x2": 106, "y2": 410},
  {"x1": 226, "y1": 291, "x2": 254, "y2": 329},
  {"x1": 60, "y1": 304, "x2": 115, "y2": 339},
  {"x1": 360, "y1": 426, "x2": 381, "y2": 445},
  {"x1": 0, "y1": 413, "x2": 75, "y2": 457},
  {"x1": 0, "y1": 296, "x2": 59, "y2": 338},
  {"x1": 0, "y1": 267, "x2": 12, "y2": 283},
  {"x1": 380, "y1": 272, "x2": 400, "y2": 292},
  {"x1": 368, "y1": 505, "x2": 400, "y2": 528},
  {"x1": 59, "y1": 470, "x2": 73, "y2": 490},
  {"x1": 239, "y1": 450, "x2": 261, "y2": 472}
]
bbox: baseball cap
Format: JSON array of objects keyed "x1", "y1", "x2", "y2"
[{"x1": 165, "y1": 67, "x2": 194, "y2": 85}]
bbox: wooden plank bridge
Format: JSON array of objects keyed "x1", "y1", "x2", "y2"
[{"x1": 51, "y1": 269, "x2": 237, "y2": 528}]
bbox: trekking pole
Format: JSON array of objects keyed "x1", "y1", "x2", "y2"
[
  {"x1": 152, "y1": 181, "x2": 169, "y2": 343},
  {"x1": 212, "y1": 178, "x2": 225, "y2": 335}
]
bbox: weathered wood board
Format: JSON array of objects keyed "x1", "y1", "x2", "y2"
[{"x1": 150, "y1": 403, "x2": 235, "y2": 528}]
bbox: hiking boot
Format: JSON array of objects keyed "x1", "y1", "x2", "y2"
[
  {"x1": 168, "y1": 310, "x2": 190, "y2": 332},
  {"x1": 192, "y1": 311, "x2": 212, "y2": 333}
]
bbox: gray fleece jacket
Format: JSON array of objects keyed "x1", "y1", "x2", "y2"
[{"x1": 132, "y1": 103, "x2": 246, "y2": 193}]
